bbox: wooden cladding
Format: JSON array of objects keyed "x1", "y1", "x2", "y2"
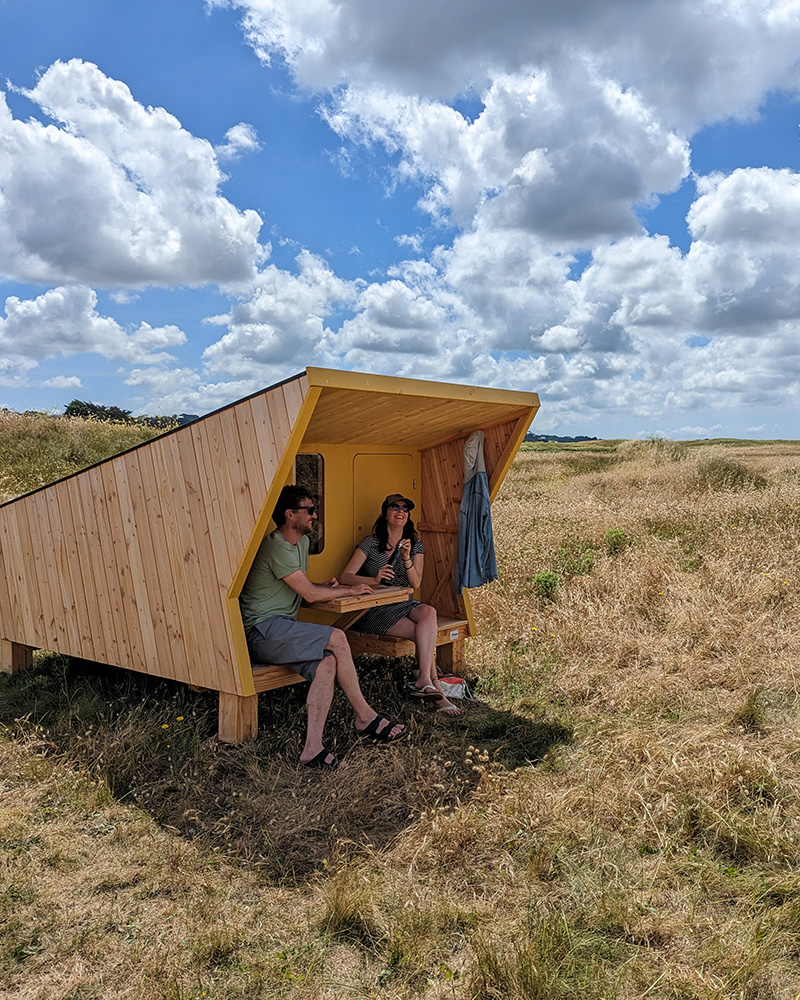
[
  {"x1": 419, "y1": 416, "x2": 529, "y2": 620},
  {"x1": 0, "y1": 375, "x2": 308, "y2": 695},
  {"x1": 303, "y1": 385, "x2": 534, "y2": 448}
]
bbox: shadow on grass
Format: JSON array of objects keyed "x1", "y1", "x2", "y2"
[{"x1": 0, "y1": 652, "x2": 571, "y2": 883}]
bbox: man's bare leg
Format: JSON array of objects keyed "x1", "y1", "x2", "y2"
[
  {"x1": 325, "y1": 629, "x2": 404, "y2": 739},
  {"x1": 300, "y1": 656, "x2": 336, "y2": 764}
]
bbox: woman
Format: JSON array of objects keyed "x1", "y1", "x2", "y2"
[{"x1": 340, "y1": 493, "x2": 463, "y2": 717}]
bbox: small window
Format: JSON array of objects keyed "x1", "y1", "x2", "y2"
[{"x1": 294, "y1": 453, "x2": 324, "y2": 554}]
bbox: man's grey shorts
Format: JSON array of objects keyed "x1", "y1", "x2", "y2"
[{"x1": 245, "y1": 616, "x2": 334, "y2": 682}]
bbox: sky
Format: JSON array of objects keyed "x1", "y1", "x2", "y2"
[{"x1": 1, "y1": 0, "x2": 800, "y2": 439}]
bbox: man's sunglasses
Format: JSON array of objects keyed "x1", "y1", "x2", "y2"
[
  {"x1": 388, "y1": 503, "x2": 410, "y2": 512},
  {"x1": 293, "y1": 504, "x2": 317, "y2": 515}
]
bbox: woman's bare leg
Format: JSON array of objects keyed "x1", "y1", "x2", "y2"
[{"x1": 387, "y1": 606, "x2": 462, "y2": 715}]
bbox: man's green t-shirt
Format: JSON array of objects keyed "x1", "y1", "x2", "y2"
[{"x1": 240, "y1": 530, "x2": 309, "y2": 630}]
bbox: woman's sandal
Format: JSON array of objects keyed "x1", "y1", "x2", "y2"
[
  {"x1": 356, "y1": 714, "x2": 406, "y2": 743},
  {"x1": 302, "y1": 747, "x2": 339, "y2": 768},
  {"x1": 435, "y1": 702, "x2": 464, "y2": 718},
  {"x1": 407, "y1": 683, "x2": 442, "y2": 701}
]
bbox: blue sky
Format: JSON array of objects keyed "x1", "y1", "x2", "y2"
[{"x1": 1, "y1": 0, "x2": 800, "y2": 438}]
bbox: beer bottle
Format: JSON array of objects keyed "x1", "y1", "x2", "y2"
[{"x1": 382, "y1": 542, "x2": 405, "y2": 585}]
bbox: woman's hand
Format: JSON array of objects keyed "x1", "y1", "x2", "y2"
[
  {"x1": 404, "y1": 549, "x2": 423, "y2": 590},
  {"x1": 375, "y1": 563, "x2": 395, "y2": 584}
]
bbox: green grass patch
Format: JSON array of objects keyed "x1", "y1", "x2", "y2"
[
  {"x1": 604, "y1": 527, "x2": 633, "y2": 555},
  {"x1": 554, "y1": 533, "x2": 596, "y2": 579}
]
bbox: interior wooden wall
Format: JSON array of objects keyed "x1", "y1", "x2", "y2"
[
  {"x1": 0, "y1": 375, "x2": 308, "y2": 694},
  {"x1": 419, "y1": 416, "x2": 529, "y2": 621}
]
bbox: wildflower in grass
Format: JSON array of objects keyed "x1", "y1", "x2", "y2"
[
  {"x1": 161, "y1": 724, "x2": 169, "y2": 730},
  {"x1": 176, "y1": 715, "x2": 184, "y2": 721}
]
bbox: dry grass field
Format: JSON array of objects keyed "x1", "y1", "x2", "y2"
[
  {"x1": 2, "y1": 427, "x2": 800, "y2": 999},
  {"x1": 0, "y1": 409, "x2": 170, "y2": 502}
]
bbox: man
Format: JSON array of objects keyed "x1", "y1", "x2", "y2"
[{"x1": 240, "y1": 484, "x2": 405, "y2": 767}]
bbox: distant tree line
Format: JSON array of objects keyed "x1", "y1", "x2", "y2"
[
  {"x1": 524, "y1": 432, "x2": 598, "y2": 443},
  {"x1": 63, "y1": 400, "x2": 198, "y2": 428}
]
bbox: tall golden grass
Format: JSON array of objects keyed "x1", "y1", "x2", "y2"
[
  {"x1": 0, "y1": 409, "x2": 169, "y2": 502},
  {"x1": 2, "y1": 431, "x2": 800, "y2": 998}
]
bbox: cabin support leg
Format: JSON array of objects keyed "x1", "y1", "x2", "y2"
[
  {"x1": 437, "y1": 638, "x2": 465, "y2": 676},
  {"x1": 218, "y1": 692, "x2": 259, "y2": 743},
  {"x1": 0, "y1": 639, "x2": 34, "y2": 675}
]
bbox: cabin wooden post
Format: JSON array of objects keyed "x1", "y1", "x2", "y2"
[
  {"x1": 436, "y1": 638, "x2": 465, "y2": 675},
  {"x1": 218, "y1": 692, "x2": 259, "y2": 743},
  {"x1": 0, "y1": 639, "x2": 34, "y2": 675}
]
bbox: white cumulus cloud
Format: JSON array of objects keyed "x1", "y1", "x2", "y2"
[
  {"x1": 0, "y1": 60, "x2": 265, "y2": 288},
  {"x1": 0, "y1": 286, "x2": 188, "y2": 384}
]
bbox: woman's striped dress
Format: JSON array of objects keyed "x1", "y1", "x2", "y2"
[{"x1": 352, "y1": 534, "x2": 425, "y2": 633}]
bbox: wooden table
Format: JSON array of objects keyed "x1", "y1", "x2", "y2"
[
  {"x1": 305, "y1": 585, "x2": 413, "y2": 631},
  {"x1": 251, "y1": 586, "x2": 415, "y2": 696}
]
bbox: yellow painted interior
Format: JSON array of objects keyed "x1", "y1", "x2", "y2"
[{"x1": 227, "y1": 368, "x2": 540, "y2": 689}]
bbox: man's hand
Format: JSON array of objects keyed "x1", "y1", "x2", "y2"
[
  {"x1": 283, "y1": 568, "x2": 373, "y2": 603},
  {"x1": 323, "y1": 576, "x2": 373, "y2": 597}
]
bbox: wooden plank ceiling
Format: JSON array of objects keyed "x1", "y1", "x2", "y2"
[{"x1": 302, "y1": 386, "x2": 534, "y2": 447}]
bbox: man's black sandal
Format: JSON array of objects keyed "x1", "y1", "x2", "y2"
[
  {"x1": 302, "y1": 747, "x2": 339, "y2": 768},
  {"x1": 356, "y1": 714, "x2": 406, "y2": 743}
]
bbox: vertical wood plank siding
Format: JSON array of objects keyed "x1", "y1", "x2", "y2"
[
  {"x1": 420, "y1": 438, "x2": 464, "y2": 619},
  {"x1": 0, "y1": 376, "x2": 308, "y2": 695},
  {"x1": 420, "y1": 417, "x2": 523, "y2": 619}
]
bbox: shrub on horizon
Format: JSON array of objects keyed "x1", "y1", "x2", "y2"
[{"x1": 64, "y1": 399, "x2": 133, "y2": 423}]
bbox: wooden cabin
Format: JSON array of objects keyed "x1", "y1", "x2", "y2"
[{"x1": 0, "y1": 368, "x2": 539, "y2": 742}]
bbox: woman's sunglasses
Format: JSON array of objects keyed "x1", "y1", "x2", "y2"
[{"x1": 388, "y1": 503, "x2": 410, "y2": 512}]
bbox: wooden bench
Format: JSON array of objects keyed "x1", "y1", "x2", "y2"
[
  {"x1": 344, "y1": 615, "x2": 469, "y2": 674},
  {"x1": 251, "y1": 662, "x2": 308, "y2": 692},
  {"x1": 248, "y1": 585, "x2": 417, "y2": 693},
  {"x1": 250, "y1": 616, "x2": 469, "y2": 691}
]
